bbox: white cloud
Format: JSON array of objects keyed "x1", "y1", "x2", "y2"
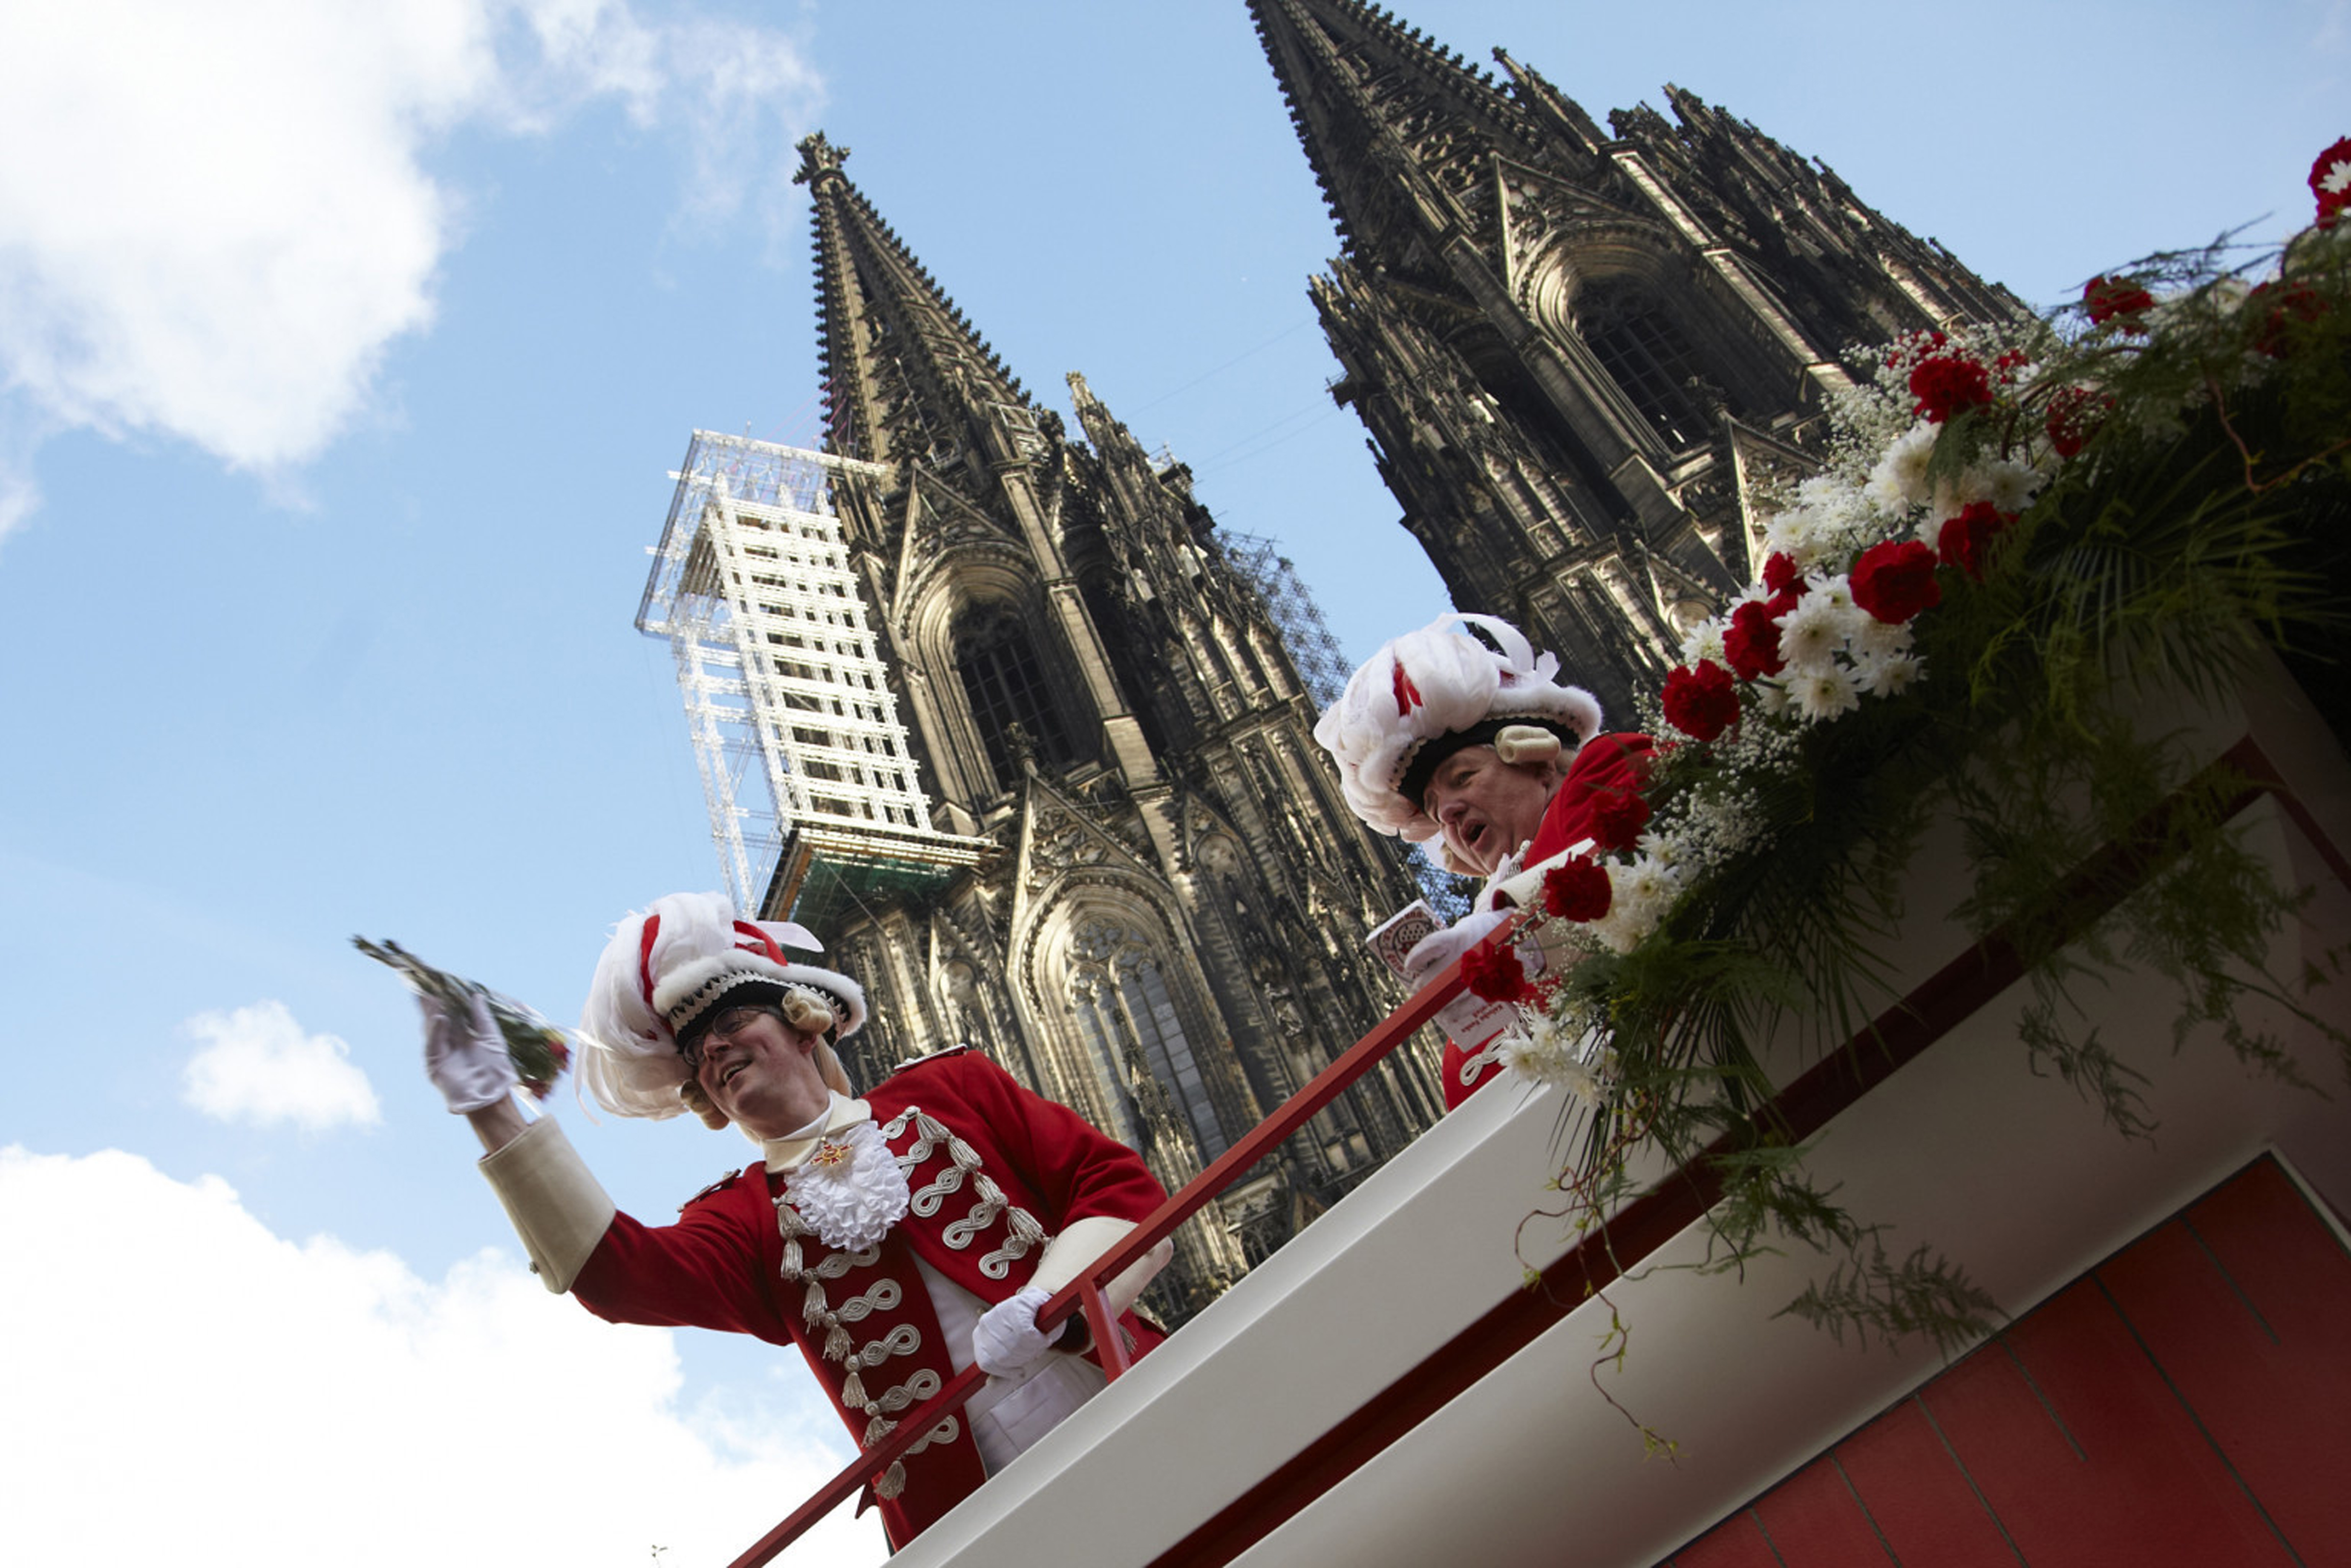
[
  {"x1": 0, "y1": 1146, "x2": 886, "y2": 1568},
  {"x1": 0, "y1": 0, "x2": 823, "y2": 530},
  {"x1": 182, "y1": 999, "x2": 383, "y2": 1131}
]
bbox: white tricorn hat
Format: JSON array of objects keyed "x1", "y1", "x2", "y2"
[
  {"x1": 1312, "y1": 613, "x2": 1602, "y2": 842},
  {"x1": 578, "y1": 891, "x2": 866, "y2": 1120}
]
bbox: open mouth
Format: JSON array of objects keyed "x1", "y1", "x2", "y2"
[{"x1": 721, "y1": 1059, "x2": 749, "y2": 1087}]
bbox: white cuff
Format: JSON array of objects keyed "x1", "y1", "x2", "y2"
[
  {"x1": 477, "y1": 1117, "x2": 618, "y2": 1294},
  {"x1": 1033, "y1": 1215, "x2": 1170, "y2": 1320}
]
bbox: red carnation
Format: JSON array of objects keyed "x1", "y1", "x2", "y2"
[
  {"x1": 1542, "y1": 854, "x2": 1613, "y2": 922},
  {"x1": 1909, "y1": 351, "x2": 1994, "y2": 423},
  {"x1": 1762, "y1": 552, "x2": 1802, "y2": 594},
  {"x1": 1937, "y1": 500, "x2": 2014, "y2": 581},
  {"x1": 1588, "y1": 787, "x2": 1652, "y2": 851},
  {"x1": 1723, "y1": 599, "x2": 1786, "y2": 680},
  {"x1": 2045, "y1": 386, "x2": 2111, "y2": 458},
  {"x1": 2251, "y1": 278, "x2": 2330, "y2": 359},
  {"x1": 1460, "y1": 937, "x2": 1537, "y2": 1004},
  {"x1": 1661, "y1": 659, "x2": 1740, "y2": 742},
  {"x1": 2311, "y1": 136, "x2": 2351, "y2": 229},
  {"x1": 1849, "y1": 539, "x2": 1942, "y2": 625},
  {"x1": 2082, "y1": 275, "x2": 2155, "y2": 329}
]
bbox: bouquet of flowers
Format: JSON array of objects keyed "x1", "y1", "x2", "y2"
[
  {"x1": 1464, "y1": 138, "x2": 2351, "y2": 1366},
  {"x1": 354, "y1": 935, "x2": 574, "y2": 1100}
]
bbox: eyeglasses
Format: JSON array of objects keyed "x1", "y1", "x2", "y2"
[{"x1": 682, "y1": 1004, "x2": 773, "y2": 1069}]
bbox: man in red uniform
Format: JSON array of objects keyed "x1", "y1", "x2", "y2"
[
  {"x1": 1313, "y1": 614, "x2": 1651, "y2": 1105},
  {"x1": 421, "y1": 892, "x2": 1170, "y2": 1548}
]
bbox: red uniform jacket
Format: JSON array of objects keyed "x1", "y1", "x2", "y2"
[
  {"x1": 1440, "y1": 732, "x2": 1655, "y2": 1107},
  {"x1": 571, "y1": 1051, "x2": 1169, "y2": 1546}
]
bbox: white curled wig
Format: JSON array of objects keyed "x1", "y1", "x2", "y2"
[
  {"x1": 577, "y1": 891, "x2": 866, "y2": 1122},
  {"x1": 1311, "y1": 613, "x2": 1602, "y2": 841}
]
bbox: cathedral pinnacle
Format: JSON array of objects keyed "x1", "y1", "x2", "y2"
[{"x1": 793, "y1": 131, "x2": 850, "y2": 187}]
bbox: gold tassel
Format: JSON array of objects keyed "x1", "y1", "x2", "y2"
[
  {"x1": 824, "y1": 1323, "x2": 851, "y2": 1362},
  {"x1": 875, "y1": 1461, "x2": 905, "y2": 1500},
  {"x1": 841, "y1": 1371, "x2": 866, "y2": 1409},
  {"x1": 803, "y1": 1279, "x2": 828, "y2": 1325}
]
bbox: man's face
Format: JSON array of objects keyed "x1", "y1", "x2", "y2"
[
  {"x1": 693, "y1": 1004, "x2": 832, "y2": 1138},
  {"x1": 1422, "y1": 744, "x2": 1559, "y2": 877}
]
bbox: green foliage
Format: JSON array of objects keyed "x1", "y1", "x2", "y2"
[
  {"x1": 1520, "y1": 220, "x2": 2351, "y2": 1403},
  {"x1": 1777, "y1": 1236, "x2": 2000, "y2": 1358}
]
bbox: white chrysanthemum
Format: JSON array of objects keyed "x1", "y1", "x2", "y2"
[
  {"x1": 1680, "y1": 618, "x2": 1728, "y2": 666},
  {"x1": 1590, "y1": 855, "x2": 1679, "y2": 955},
  {"x1": 1501, "y1": 1014, "x2": 1609, "y2": 1104},
  {"x1": 1503, "y1": 1036, "x2": 1607, "y2": 1104},
  {"x1": 783, "y1": 1119, "x2": 911, "y2": 1251},
  {"x1": 1863, "y1": 420, "x2": 1939, "y2": 511},
  {"x1": 1778, "y1": 592, "x2": 1855, "y2": 673},
  {"x1": 1635, "y1": 829, "x2": 1688, "y2": 867},
  {"x1": 1806, "y1": 572, "x2": 1858, "y2": 612},
  {"x1": 1857, "y1": 651, "x2": 1926, "y2": 697},
  {"x1": 1790, "y1": 666, "x2": 1865, "y2": 724},
  {"x1": 1961, "y1": 458, "x2": 2042, "y2": 515},
  {"x1": 1761, "y1": 508, "x2": 1831, "y2": 567},
  {"x1": 1755, "y1": 681, "x2": 1792, "y2": 719},
  {"x1": 1850, "y1": 614, "x2": 1913, "y2": 661}
]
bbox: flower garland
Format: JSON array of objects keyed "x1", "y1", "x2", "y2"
[{"x1": 1461, "y1": 141, "x2": 2351, "y2": 1381}]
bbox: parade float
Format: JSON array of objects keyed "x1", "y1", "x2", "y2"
[{"x1": 737, "y1": 142, "x2": 2351, "y2": 1568}]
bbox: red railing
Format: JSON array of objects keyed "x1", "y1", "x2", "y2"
[{"x1": 725, "y1": 946, "x2": 1480, "y2": 1568}]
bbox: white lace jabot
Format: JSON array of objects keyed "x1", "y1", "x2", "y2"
[{"x1": 762, "y1": 1093, "x2": 910, "y2": 1251}]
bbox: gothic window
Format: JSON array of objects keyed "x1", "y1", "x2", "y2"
[
  {"x1": 954, "y1": 609, "x2": 1075, "y2": 789},
  {"x1": 1579, "y1": 282, "x2": 1713, "y2": 449},
  {"x1": 1066, "y1": 917, "x2": 1227, "y2": 1162}
]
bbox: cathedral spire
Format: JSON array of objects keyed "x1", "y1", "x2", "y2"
[
  {"x1": 793, "y1": 133, "x2": 1034, "y2": 470},
  {"x1": 1246, "y1": 0, "x2": 1562, "y2": 271}
]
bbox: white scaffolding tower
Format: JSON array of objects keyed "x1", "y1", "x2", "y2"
[{"x1": 639, "y1": 431, "x2": 990, "y2": 922}]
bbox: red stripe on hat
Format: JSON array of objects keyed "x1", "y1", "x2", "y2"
[
  {"x1": 1393, "y1": 660, "x2": 1423, "y2": 715},
  {"x1": 734, "y1": 920, "x2": 783, "y2": 963},
  {"x1": 637, "y1": 914, "x2": 662, "y2": 1011}
]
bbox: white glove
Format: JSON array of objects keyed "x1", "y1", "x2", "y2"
[
  {"x1": 421, "y1": 991, "x2": 519, "y2": 1114},
  {"x1": 971, "y1": 1284, "x2": 1057, "y2": 1378},
  {"x1": 1402, "y1": 906, "x2": 1511, "y2": 983}
]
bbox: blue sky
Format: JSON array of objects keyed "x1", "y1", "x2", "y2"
[{"x1": 0, "y1": 2, "x2": 2342, "y2": 1563}]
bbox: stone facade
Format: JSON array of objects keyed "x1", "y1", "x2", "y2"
[
  {"x1": 779, "y1": 134, "x2": 1445, "y2": 1315},
  {"x1": 1250, "y1": 0, "x2": 2030, "y2": 720}
]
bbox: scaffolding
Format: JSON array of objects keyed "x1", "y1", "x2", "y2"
[
  {"x1": 1221, "y1": 530, "x2": 1467, "y2": 920},
  {"x1": 1220, "y1": 532, "x2": 1354, "y2": 711},
  {"x1": 639, "y1": 432, "x2": 991, "y2": 922}
]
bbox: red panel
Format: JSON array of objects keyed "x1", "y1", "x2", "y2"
[
  {"x1": 1749, "y1": 1454, "x2": 1895, "y2": 1565},
  {"x1": 1831, "y1": 1390, "x2": 2023, "y2": 1566},
  {"x1": 1925, "y1": 1279, "x2": 2292, "y2": 1565},
  {"x1": 1667, "y1": 1510, "x2": 1780, "y2": 1568},
  {"x1": 2099, "y1": 1159, "x2": 2351, "y2": 1565}
]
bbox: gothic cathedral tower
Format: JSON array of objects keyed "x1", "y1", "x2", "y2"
[
  {"x1": 1249, "y1": 0, "x2": 2028, "y2": 720},
  {"x1": 777, "y1": 133, "x2": 1444, "y2": 1312}
]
